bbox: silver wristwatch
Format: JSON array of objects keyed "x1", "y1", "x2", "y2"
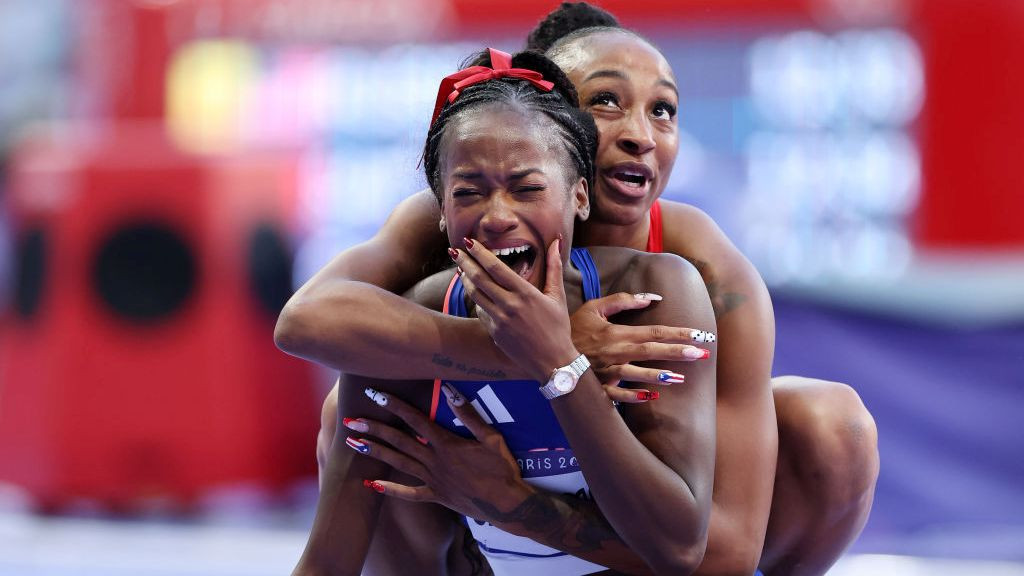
[{"x1": 538, "y1": 354, "x2": 590, "y2": 400}]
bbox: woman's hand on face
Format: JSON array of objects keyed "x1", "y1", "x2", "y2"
[
  {"x1": 452, "y1": 237, "x2": 577, "y2": 382},
  {"x1": 570, "y1": 292, "x2": 716, "y2": 387}
]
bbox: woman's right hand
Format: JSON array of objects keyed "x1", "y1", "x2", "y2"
[{"x1": 569, "y1": 292, "x2": 716, "y2": 387}]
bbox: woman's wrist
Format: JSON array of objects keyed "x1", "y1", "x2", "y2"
[{"x1": 526, "y1": 346, "x2": 583, "y2": 383}]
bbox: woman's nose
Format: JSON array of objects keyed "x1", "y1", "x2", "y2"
[
  {"x1": 617, "y1": 112, "x2": 656, "y2": 155},
  {"x1": 480, "y1": 195, "x2": 518, "y2": 234}
]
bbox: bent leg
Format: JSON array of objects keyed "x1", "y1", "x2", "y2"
[
  {"x1": 315, "y1": 380, "x2": 490, "y2": 575},
  {"x1": 316, "y1": 379, "x2": 341, "y2": 487},
  {"x1": 759, "y1": 376, "x2": 879, "y2": 576}
]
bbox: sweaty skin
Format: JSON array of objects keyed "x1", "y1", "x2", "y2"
[{"x1": 280, "y1": 29, "x2": 878, "y2": 576}]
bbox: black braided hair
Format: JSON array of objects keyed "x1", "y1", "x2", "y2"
[
  {"x1": 525, "y1": 2, "x2": 621, "y2": 52},
  {"x1": 423, "y1": 49, "x2": 598, "y2": 206}
]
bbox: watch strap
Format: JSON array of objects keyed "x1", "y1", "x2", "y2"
[{"x1": 538, "y1": 353, "x2": 590, "y2": 400}]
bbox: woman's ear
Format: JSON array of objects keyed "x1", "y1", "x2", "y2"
[
  {"x1": 573, "y1": 178, "x2": 590, "y2": 221},
  {"x1": 439, "y1": 215, "x2": 447, "y2": 233}
]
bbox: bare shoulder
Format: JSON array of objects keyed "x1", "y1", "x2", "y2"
[
  {"x1": 657, "y1": 201, "x2": 746, "y2": 272},
  {"x1": 390, "y1": 188, "x2": 442, "y2": 225},
  {"x1": 403, "y1": 267, "x2": 458, "y2": 312},
  {"x1": 658, "y1": 200, "x2": 769, "y2": 319},
  {"x1": 586, "y1": 247, "x2": 711, "y2": 326},
  {"x1": 586, "y1": 246, "x2": 701, "y2": 293}
]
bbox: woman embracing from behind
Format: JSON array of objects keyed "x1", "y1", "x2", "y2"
[{"x1": 292, "y1": 48, "x2": 717, "y2": 576}]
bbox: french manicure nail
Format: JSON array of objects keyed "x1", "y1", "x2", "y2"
[
  {"x1": 345, "y1": 436, "x2": 370, "y2": 454},
  {"x1": 363, "y1": 479, "x2": 385, "y2": 493},
  {"x1": 440, "y1": 383, "x2": 465, "y2": 407},
  {"x1": 448, "y1": 247, "x2": 459, "y2": 261},
  {"x1": 634, "y1": 293, "x2": 663, "y2": 302},
  {"x1": 658, "y1": 371, "x2": 685, "y2": 384},
  {"x1": 683, "y1": 347, "x2": 711, "y2": 360},
  {"x1": 365, "y1": 387, "x2": 388, "y2": 406},
  {"x1": 690, "y1": 330, "x2": 716, "y2": 343},
  {"x1": 463, "y1": 237, "x2": 474, "y2": 249},
  {"x1": 342, "y1": 417, "x2": 369, "y2": 433},
  {"x1": 636, "y1": 390, "x2": 660, "y2": 401}
]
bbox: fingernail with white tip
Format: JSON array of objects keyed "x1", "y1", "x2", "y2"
[
  {"x1": 683, "y1": 347, "x2": 711, "y2": 360},
  {"x1": 634, "y1": 293, "x2": 663, "y2": 302}
]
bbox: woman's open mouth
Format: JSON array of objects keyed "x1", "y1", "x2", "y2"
[
  {"x1": 492, "y1": 244, "x2": 537, "y2": 280},
  {"x1": 602, "y1": 163, "x2": 654, "y2": 199}
]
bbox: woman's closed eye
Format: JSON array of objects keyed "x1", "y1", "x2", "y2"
[
  {"x1": 515, "y1": 185, "x2": 546, "y2": 195},
  {"x1": 452, "y1": 188, "x2": 481, "y2": 199}
]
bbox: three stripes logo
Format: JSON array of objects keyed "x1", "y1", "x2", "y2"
[{"x1": 453, "y1": 385, "x2": 515, "y2": 427}]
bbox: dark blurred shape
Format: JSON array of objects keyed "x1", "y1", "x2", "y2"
[
  {"x1": 13, "y1": 226, "x2": 46, "y2": 320},
  {"x1": 247, "y1": 223, "x2": 293, "y2": 317},
  {"x1": 93, "y1": 222, "x2": 196, "y2": 323}
]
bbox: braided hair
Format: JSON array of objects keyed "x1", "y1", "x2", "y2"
[
  {"x1": 422, "y1": 50, "x2": 598, "y2": 206},
  {"x1": 525, "y1": 2, "x2": 621, "y2": 52}
]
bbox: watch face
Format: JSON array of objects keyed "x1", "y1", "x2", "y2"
[{"x1": 553, "y1": 370, "x2": 576, "y2": 392}]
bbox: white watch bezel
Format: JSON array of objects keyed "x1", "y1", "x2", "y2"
[{"x1": 539, "y1": 354, "x2": 590, "y2": 400}]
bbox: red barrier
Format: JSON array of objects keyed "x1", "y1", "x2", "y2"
[{"x1": 0, "y1": 123, "x2": 317, "y2": 511}]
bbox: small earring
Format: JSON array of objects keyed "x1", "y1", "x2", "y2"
[{"x1": 439, "y1": 219, "x2": 446, "y2": 232}]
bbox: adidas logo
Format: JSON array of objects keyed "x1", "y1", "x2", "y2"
[{"x1": 453, "y1": 385, "x2": 515, "y2": 426}]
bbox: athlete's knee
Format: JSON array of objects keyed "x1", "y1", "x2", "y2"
[{"x1": 774, "y1": 376, "x2": 879, "y2": 511}]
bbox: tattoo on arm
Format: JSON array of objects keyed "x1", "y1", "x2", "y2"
[
  {"x1": 471, "y1": 493, "x2": 619, "y2": 554},
  {"x1": 432, "y1": 354, "x2": 507, "y2": 379},
  {"x1": 683, "y1": 257, "x2": 747, "y2": 320}
]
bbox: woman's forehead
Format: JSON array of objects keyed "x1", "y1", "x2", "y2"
[
  {"x1": 557, "y1": 30, "x2": 673, "y2": 81},
  {"x1": 441, "y1": 107, "x2": 565, "y2": 167},
  {"x1": 445, "y1": 106, "x2": 555, "y2": 150}
]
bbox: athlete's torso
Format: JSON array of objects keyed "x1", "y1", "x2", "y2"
[{"x1": 430, "y1": 248, "x2": 608, "y2": 576}]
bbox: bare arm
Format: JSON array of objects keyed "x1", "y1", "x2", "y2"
[
  {"x1": 277, "y1": 190, "x2": 709, "y2": 384},
  {"x1": 275, "y1": 189, "x2": 523, "y2": 380},
  {"x1": 662, "y1": 201, "x2": 778, "y2": 576}
]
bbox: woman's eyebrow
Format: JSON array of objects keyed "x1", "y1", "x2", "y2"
[
  {"x1": 581, "y1": 69, "x2": 678, "y2": 97},
  {"x1": 508, "y1": 169, "x2": 544, "y2": 180},
  {"x1": 581, "y1": 69, "x2": 626, "y2": 84}
]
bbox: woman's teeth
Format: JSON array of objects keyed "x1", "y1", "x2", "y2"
[
  {"x1": 615, "y1": 172, "x2": 647, "y2": 187},
  {"x1": 492, "y1": 245, "x2": 535, "y2": 277},
  {"x1": 492, "y1": 245, "x2": 531, "y2": 256}
]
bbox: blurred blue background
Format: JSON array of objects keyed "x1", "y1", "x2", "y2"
[{"x1": 0, "y1": 0, "x2": 1022, "y2": 573}]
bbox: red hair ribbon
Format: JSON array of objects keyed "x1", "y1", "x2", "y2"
[{"x1": 430, "y1": 48, "x2": 555, "y2": 126}]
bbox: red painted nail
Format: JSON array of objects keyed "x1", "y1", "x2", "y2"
[
  {"x1": 363, "y1": 479, "x2": 385, "y2": 493},
  {"x1": 448, "y1": 247, "x2": 459, "y2": 261},
  {"x1": 415, "y1": 435, "x2": 429, "y2": 446},
  {"x1": 636, "y1": 390, "x2": 660, "y2": 401},
  {"x1": 342, "y1": 417, "x2": 355, "y2": 426},
  {"x1": 463, "y1": 237, "x2": 474, "y2": 249},
  {"x1": 701, "y1": 348, "x2": 711, "y2": 359}
]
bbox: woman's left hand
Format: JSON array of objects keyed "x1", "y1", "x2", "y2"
[
  {"x1": 452, "y1": 236, "x2": 577, "y2": 382},
  {"x1": 345, "y1": 383, "x2": 657, "y2": 516},
  {"x1": 344, "y1": 385, "x2": 531, "y2": 520}
]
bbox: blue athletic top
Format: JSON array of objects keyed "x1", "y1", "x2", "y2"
[{"x1": 430, "y1": 248, "x2": 607, "y2": 575}]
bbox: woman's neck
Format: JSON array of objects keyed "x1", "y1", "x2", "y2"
[{"x1": 576, "y1": 217, "x2": 650, "y2": 251}]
